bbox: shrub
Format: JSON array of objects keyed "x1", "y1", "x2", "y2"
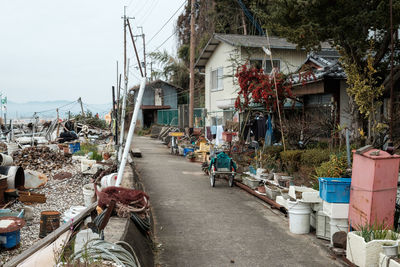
[
  {"x1": 300, "y1": 149, "x2": 331, "y2": 167},
  {"x1": 280, "y1": 150, "x2": 303, "y2": 174},
  {"x1": 314, "y1": 152, "x2": 348, "y2": 180}
]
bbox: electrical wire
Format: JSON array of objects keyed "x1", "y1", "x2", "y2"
[
  {"x1": 152, "y1": 29, "x2": 178, "y2": 52},
  {"x1": 146, "y1": 0, "x2": 186, "y2": 46}
]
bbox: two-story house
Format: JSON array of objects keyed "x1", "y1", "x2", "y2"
[{"x1": 195, "y1": 33, "x2": 334, "y2": 127}]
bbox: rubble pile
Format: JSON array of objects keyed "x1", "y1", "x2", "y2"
[
  {"x1": 0, "y1": 167, "x2": 89, "y2": 264},
  {"x1": 13, "y1": 146, "x2": 73, "y2": 174}
]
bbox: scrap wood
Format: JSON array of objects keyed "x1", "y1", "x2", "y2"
[{"x1": 19, "y1": 191, "x2": 46, "y2": 203}]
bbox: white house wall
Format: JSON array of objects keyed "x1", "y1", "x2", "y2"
[
  {"x1": 242, "y1": 47, "x2": 307, "y2": 74},
  {"x1": 205, "y1": 42, "x2": 241, "y2": 126}
]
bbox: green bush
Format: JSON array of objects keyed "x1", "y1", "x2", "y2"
[
  {"x1": 314, "y1": 152, "x2": 348, "y2": 180},
  {"x1": 280, "y1": 150, "x2": 303, "y2": 174},
  {"x1": 300, "y1": 149, "x2": 331, "y2": 167}
]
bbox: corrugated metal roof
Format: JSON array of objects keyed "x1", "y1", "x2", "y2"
[{"x1": 130, "y1": 79, "x2": 183, "y2": 92}]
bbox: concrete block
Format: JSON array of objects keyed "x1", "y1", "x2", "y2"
[{"x1": 323, "y1": 201, "x2": 349, "y2": 219}]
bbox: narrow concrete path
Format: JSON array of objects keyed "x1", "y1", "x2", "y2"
[{"x1": 134, "y1": 136, "x2": 342, "y2": 267}]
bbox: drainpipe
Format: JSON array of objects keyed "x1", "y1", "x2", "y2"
[{"x1": 115, "y1": 77, "x2": 146, "y2": 187}]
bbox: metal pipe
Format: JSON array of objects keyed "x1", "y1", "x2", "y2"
[
  {"x1": 234, "y1": 181, "x2": 286, "y2": 213},
  {"x1": 116, "y1": 77, "x2": 147, "y2": 187}
]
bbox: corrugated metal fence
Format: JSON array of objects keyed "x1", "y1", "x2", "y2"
[{"x1": 157, "y1": 108, "x2": 205, "y2": 127}]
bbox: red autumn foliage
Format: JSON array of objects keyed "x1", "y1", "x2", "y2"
[{"x1": 234, "y1": 64, "x2": 293, "y2": 111}]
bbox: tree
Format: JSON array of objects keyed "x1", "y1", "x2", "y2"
[{"x1": 255, "y1": 0, "x2": 400, "y2": 143}]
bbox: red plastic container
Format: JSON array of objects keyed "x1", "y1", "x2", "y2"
[
  {"x1": 351, "y1": 149, "x2": 400, "y2": 191},
  {"x1": 222, "y1": 132, "x2": 232, "y2": 142},
  {"x1": 349, "y1": 149, "x2": 400, "y2": 229},
  {"x1": 349, "y1": 186, "x2": 397, "y2": 228}
]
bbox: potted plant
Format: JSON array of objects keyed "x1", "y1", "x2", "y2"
[{"x1": 347, "y1": 223, "x2": 399, "y2": 267}]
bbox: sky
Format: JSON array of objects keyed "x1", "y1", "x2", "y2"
[{"x1": 0, "y1": 0, "x2": 184, "y2": 104}]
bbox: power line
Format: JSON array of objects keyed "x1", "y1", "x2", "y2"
[
  {"x1": 147, "y1": 0, "x2": 186, "y2": 46},
  {"x1": 152, "y1": 29, "x2": 178, "y2": 52}
]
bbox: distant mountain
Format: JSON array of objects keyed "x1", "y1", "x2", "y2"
[{"x1": 5, "y1": 100, "x2": 112, "y2": 119}]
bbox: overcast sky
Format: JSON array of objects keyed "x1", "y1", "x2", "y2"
[{"x1": 0, "y1": 0, "x2": 184, "y2": 104}]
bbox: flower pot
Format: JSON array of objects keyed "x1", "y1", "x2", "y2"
[
  {"x1": 346, "y1": 231, "x2": 400, "y2": 267},
  {"x1": 382, "y1": 242, "x2": 399, "y2": 257}
]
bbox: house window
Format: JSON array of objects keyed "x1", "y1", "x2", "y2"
[
  {"x1": 211, "y1": 67, "x2": 223, "y2": 91},
  {"x1": 249, "y1": 59, "x2": 280, "y2": 73}
]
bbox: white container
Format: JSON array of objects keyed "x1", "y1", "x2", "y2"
[
  {"x1": 330, "y1": 218, "x2": 348, "y2": 244},
  {"x1": 316, "y1": 211, "x2": 331, "y2": 240},
  {"x1": 379, "y1": 252, "x2": 400, "y2": 267},
  {"x1": 347, "y1": 231, "x2": 400, "y2": 267},
  {"x1": 82, "y1": 184, "x2": 96, "y2": 207},
  {"x1": 242, "y1": 176, "x2": 259, "y2": 189},
  {"x1": 276, "y1": 196, "x2": 288, "y2": 209},
  {"x1": 287, "y1": 200, "x2": 311, "y2": 234},
  {"x1": 323, "y1": 201, "x2": 349, "y2": 219},
  {"x1": 101, "y1": 173, "x2": 117, "y2": 189},
  {"x1": 81, "y1": 159, "x2": 97, "y2": 174},
  {"x1": 264, "y1": 184, "x2": 281, "y2": 200},
  {"x1": 288, "y1": 186, "x2": 321, "y2": 203}
]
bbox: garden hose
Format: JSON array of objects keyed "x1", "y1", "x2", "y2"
[{"x1": 71, "y1": 239, "x2": 140, "y2": 267}]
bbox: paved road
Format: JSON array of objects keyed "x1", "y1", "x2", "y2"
[{"x1": 133, "y1": 136, "x2": 342, "y2": 267}]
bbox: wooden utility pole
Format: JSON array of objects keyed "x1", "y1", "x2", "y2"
[
  {"x1": 127, "y1": 19, "x2": 144, "y2": 77},
  {"x1": 78, "y1": 97, "x2": 85, "y2": 117},
  {"x1": 112, "y1": 86, "x2": 118, "y2": 143},
  {"x1": 137, "y1": 26, "x2": 147, "y2": 77},
  {"x1": 189, "y1": 0, "x2": 196, "y2": 129}
]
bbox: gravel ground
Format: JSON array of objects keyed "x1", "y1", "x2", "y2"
[{"x1": 0, "y1": 161, "x2": 93, "y2": 265}]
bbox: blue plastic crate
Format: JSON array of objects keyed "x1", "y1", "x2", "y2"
[
  {"x1": 318, "y1": 177, "x2": 351, "y2": 203},
  {"x1": 69, "y1": 142, "x2": 81, "y2": 154},
  {"x1": 183, "y1": 148, "x2": 194, "y2": 157}
]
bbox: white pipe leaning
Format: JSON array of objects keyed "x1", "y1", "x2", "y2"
[
  {"x1": 115, "y1": 77, "x2": 146, "y2": 187},
  {"x1": 118, "y1": 59, "x2": 130, "y2": 162}
]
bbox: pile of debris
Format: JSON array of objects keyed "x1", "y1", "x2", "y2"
[{"x1": 12, "y1": 146, "x2": 73, "y2": 174}]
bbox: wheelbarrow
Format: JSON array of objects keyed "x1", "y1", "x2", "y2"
[{"x1": 208, "y1": 151, "x2": 236, "y2": 187}]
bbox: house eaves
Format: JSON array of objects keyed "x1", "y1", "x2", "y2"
[{"x1": 195, "y1": 33, "x2": 335, "y2": 70}]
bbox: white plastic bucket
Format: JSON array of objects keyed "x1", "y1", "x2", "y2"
[
  {"x1": 288, "y1": 200, "x2": 312, "y2": 234},
  {"x1": 329, "y1": 218, "x2": 348, "y2": 244},
  {"x1": 100, "y1": 173, "x2": 117, "y2": 189},
  {"x1": 82, "y1": 183, "x2": 96, "y2": 207}
]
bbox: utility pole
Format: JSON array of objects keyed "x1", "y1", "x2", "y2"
[
  {"x1": 137, "y1": 26, "x2": 147, "y2": 77},
  {"x1": 189, "y1": 0, "x2": 196, "y2": 129},
  {"x1": 78, "y1": 97, "x2": 85, "y2": 117}
]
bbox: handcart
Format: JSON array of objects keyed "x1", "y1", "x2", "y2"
[{"x1": 208, "y1": 151, "x2": 237, "y2": 187}]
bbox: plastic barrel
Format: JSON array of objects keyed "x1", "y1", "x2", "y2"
[{"x1": 288, "y1": 200, "x2": 312, "y2": 234}]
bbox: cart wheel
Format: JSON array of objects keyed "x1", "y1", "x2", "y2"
[
  {"x1": 209, "y1": 165, "x2": 215, "y2": 187},
  {"x1": 229, "y1": 174, "x2": 234, "y2": 187}
]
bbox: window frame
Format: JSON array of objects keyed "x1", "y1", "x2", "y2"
[{"x1": 210, "y1": 67, "x2": 224, "y2": 92}]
